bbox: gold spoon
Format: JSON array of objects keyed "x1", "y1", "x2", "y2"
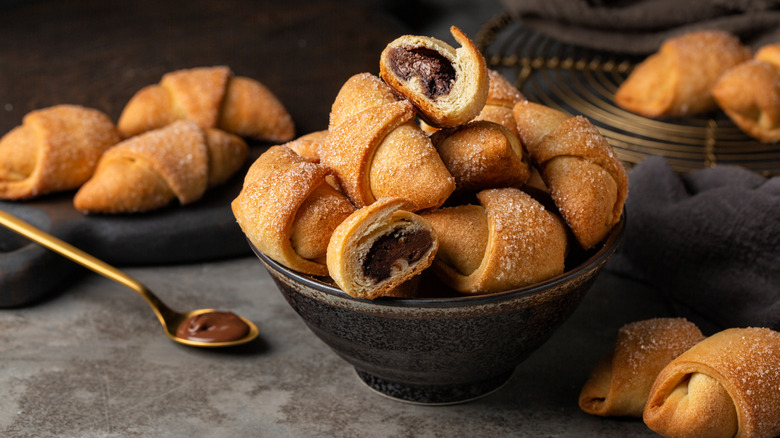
[{"x1": 0, "y1": 209, "x2": 259, "y2": 347}]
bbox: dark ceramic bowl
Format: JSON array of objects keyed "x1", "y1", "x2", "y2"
[{"x1": 251, "y1": 216, "x2": 624, "y2": 405}]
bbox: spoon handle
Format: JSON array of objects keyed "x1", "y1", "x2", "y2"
[{"x1": 0, "y1": 209, "x2": 175, "y2": 318}]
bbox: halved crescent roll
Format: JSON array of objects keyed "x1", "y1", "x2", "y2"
[
  {"x1": 644, "y1": 327, "x2": 780, "y2": 438},
  {"x1": 578, "y1": 318, "x2": 705, "y2": 417},
  {"x1": 326, "y1": 197, "x2": 438, "y2": 299},
  {"x1": 232, "y1": 145, "x2": 356, "y2": 276},
  {"x1": 422, "y1": 187, "x2": 567, "y2": 294},
  {"x1": 615, "y1": 31, "x2": 751, "y2": 118},
  {"x1": 379, "y1": 26, "x2": 489, "y2": 128}
]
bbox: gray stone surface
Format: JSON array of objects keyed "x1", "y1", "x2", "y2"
[{"x1": 0, "y1": 256, "x2": 668, "y2": 437}]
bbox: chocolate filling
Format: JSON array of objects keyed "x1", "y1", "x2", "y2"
[
  {"x1": 387, "y1": 46, "x2": 456, "y2": 99},
  {"x1": 176, "y1": 311, "x2": 250, "y2": 343},
  {"x1": 363, "y1": 228, "x2": 433, "y2": 282}
]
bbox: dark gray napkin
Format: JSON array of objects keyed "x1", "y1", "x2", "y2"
[
  {"x1": 606, "y1": 156, "x2": 780, "y2": 331},
  {"x1": 500, "y1": 0, "x2": 780, "y2": 54}
]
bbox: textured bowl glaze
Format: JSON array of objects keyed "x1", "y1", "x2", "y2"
[{"x1": 251, "y1": 217, "x2": 624, "y2": 404}]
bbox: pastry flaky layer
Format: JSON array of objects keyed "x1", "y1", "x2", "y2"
[
  {"x1": 578, "y1": 318, "x2": 705, "y2": 418},
  {"x1": 615, "y1": 30, "x2": 751, "y2": 118},
  {"x1": 422, "y1": 187, "x2": 567, "y2": 294},
  {"x1": 0, "y1": 104, "x2": 120, "y2": 200},
  {"x1": 643, "y1": 327, "x2": 780, "y2": 438},
  {"x1": 232, "y1": 145, "x2": 355, "y2": 277},
  {"x1": 379, "y1": 25, "x2": 489, "y2": 128},
  {"x1": 117, "y1": 65, "x2": 295, "y2": 142},
  {"x1": 74, "y1": 120, "x2": 247, "y2": 214},
  {"x1": 513, "y1": 101, "x2": 628, "y2": 249},
  {"x1": 326, "y1": 197, "x2": 438, "y2": 299},
  {"x1": 713, "y1": 43, "x2": 780, "y2": 143}
]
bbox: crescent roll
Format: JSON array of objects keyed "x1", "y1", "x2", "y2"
[
  {"x1": 0, "y1": 105, "x2": 120, "y2": 200},
  {"x1": 578, "y1": 318, "x2": 705, "y2": 418},
  {"x1": 74, "y1": 120, "x2": 247, "y2": 213},
  {"x1": 320, "y1": 74, "x2": 454, "y2": 210},
  {"x1": 473, "y1": 69, "x2": 526, "y2": 137},
  {"x1": 326, "y1": 197, "x2": 438, "y2": 299},
  {"x1": 379, "y1": 26, "x2": 489, "y2": 128},
  {"x1": 644, "y1": 327, "x2": 780, "y2": 438},
  {"x1": 422, "y1": 187, "x2": 567, "y2": 294},
  {"x1": 615, "y1": 31, "x2": 751, "y2": 118},
  {"x1": 430, "y1": 120, "x2": 531, "y2": 194},
  {"x1": 117, "y1": 66, "x2": 295, "y2": 142},
  {"x1": 285, "y1": 130, "x2": 329, "y2": 163},
  {"x1": 232, "y1": 145, "x2": 355, "y2": 276},
  {"x1": 713, "y1": 44, "x2": 780, "y2": 143},
  {"x1": 513, "y1": 101, "x2": 628, "y2": 249}
]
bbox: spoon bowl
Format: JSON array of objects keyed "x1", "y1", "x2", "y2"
[{"x1": 0, "y1": 209, "x2": 259, "y2": 348}]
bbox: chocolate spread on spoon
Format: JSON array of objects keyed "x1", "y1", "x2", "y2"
[{"x1": 176, "y1": 311, "x2": 250, "y2": 343}]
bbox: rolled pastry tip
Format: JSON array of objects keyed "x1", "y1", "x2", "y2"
[
  {"x1": 472, "y1": 69, "x2": 526, "y2": 137},
  {"x1": 755, "y1": 43, "x2": 780, "y2": 70},
  {"x1": 513, "y1": 101, "x2": 628, "y2": 249},
  {"x1": 422, "y1": 187, "x2": 567, "y2": 294},
  {"x1": 614, "y1": 30, "x2": 751, "y2": 118},
  {"x1": 232, "y1": 145, "x2": 355, "y2": 276},
  {"x1": 326, "y1": 197, "x2": 438, "y2": 299},
  {"x1": 578, "y1": 318, "x2": 705, "y2": 417},
  {"x1": 319, "y1": 99, "x2": 454, "y2": 211},
  {"x1": 712, "y1": 60, "x2": 780, "y2": 143},
  {"x1": 74, "y1": 120, "x2": 247, "y2": 214},
  {"x1": 379, "y1": 25, "x2": 489, "y2": 128},
  {"x1": 430, "y1": 120, "x2": 531, "y2": 193},
  {"x1": 284, "y1": 130, "x2": 329, "y2": 163},
  {"x1": 644, "y1": 327, "x2": 780, "y2": 438},
  {"x1": 117, "y1": 65, "x2": 295, "y2": 142},
  {"x1": 328, "y1": 72, "x2": 400, "y2": 130},
  {"x1": 0, "y1": 104, "x2": 120, "y2": 200}
]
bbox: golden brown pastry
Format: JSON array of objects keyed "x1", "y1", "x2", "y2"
[
  {"x1": 430, "y1": 120, "x2": 531, "y2": 194},
  {"x1": 74, "y1": 120, "x2": 247, "y2": 213},
  {"x1": 513, "y1": 101, "x2": 628, "y2": 249},
  {"x1": 379, "y1": 26, "x2": 489, "y2": 128},
  {"x1": 0, "y1": 105, "x2": 120, "y2": 200},
  {"x1": 473, "y1": 69, "x2": 526, "y2": 136},
  {"x1": 320, "y1": 73, "x2": 455, "y2": 210},
  {"x1": 285, "y1": 130, "x2": 329, "y2": 163},
  {"x1": 117, "y1": 66, "x2": 295, "y2": 142},
  {"x1": 422, "y1": 187, "x2": 567, "y2": 294},
  {"x1": 615, "y1": 30, "x2": 751, "y2": 118},
  {"x1": 713, "y1": 44, "x2": 780, "y2": 143},
  {"x1": 326, "y1": 197, "x2": 438, "y2": 299},
  {"x1": 578, "y1": 318, "x2": 705, "y2": 418},
  {"x1": 644, "y1": 327, "x2": 780, "y2": 438},
  {"x1": 232, "y1": 145, "x2": 356, "y2": 277}
]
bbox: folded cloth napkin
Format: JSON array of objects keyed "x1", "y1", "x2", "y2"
[
  {"x1": 606, "y1": 156, "x2": 780, "y2": 331},
  {"x1": 500, "y1": 0, "x2": 780, "y2": 54}
]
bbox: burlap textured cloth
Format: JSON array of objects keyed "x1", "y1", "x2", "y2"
[
  {"x1": 606, "y1": 156, "x2": 780, "y2": 331},
  {"x1": 501, "y1": 0, "x2": 780, "y2": 54}
]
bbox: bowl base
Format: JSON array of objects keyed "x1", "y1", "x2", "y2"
[{"x1": 355, "y1": 369, "x2": 513, "y2": 405}]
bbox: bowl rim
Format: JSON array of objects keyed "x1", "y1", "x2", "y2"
[{"x1": 252, "y1": 212, "x2": 624, "y2": 308}]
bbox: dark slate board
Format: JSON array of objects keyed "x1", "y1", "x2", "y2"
[{"x1": 0, "y1": 0, "x2": 406, "y2": 306}]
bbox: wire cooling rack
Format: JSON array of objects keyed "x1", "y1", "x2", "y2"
[{"x1": 476, "y1": 12, "x2": 780, "y2": 176}]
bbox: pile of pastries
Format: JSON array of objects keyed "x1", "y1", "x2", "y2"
[
  {"x1": 232, "y1": 26, "x2": 628, "y2": 299},
  {"x1": 615, "y1": 30, "x2": 780, "y2": 143},
  {"x1": 0, "y1": 66, "x2": 295, "y2": 212},
  {"x1": 579, "y1": 318, "x2": 780, "y2": 438}
]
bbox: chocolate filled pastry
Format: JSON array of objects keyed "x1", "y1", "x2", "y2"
[
  {"x1": 0, "y1": 105, "x2": 120, "y2": 200},
  {"x1": 615, "y1": 31, "x2": 751, "y2": 118},
  {"x1": 74, "y1": 120, "x2": 247, "y2": 213},
  {"x1": 513, "y1": 101, "x2": 628, "y2": 249},
  {"x1": 422, "y1": 187, "x2": 567, "y2": 294},
  {"x1": 430, "y1": 120, "x2": 530, "y2": 194},
  {"x1": 472, "y1": 69, "x2": 526, "y2": 137},
  {"x1": 232, "y1": 145, "x2": 356, "y2": 277},
  {"x1": 379, "y1": 26, "x2": 489, "y2": 128},
  {"x1": 712, "y1": 44, "x2": 780, "y2": 143},
  {"x1": 644, "y1": 327, "x2": 780, "y2": 438},
  {"x1": 117, "y1": 65, "x2": 295, "y2": 142},
  {"x1": 578, "y1": 318, "x2": 705, "y2": 418},
  {"x1": 326, "y1": 197, "x2": 438, "y2": 299},
  {"x1": 320, "y1": 74, "x2": 454, "y2": 210}
]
